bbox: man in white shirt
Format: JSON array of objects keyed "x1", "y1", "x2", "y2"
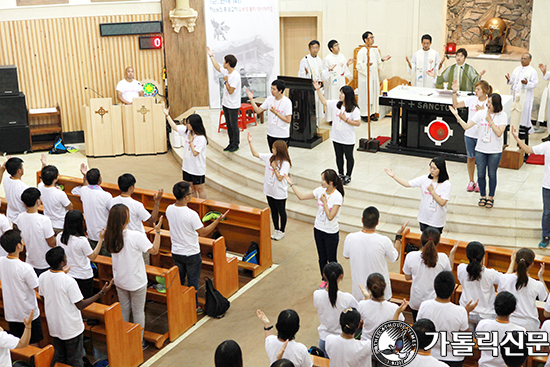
[
  {"x1": 407, "y1": 319, "x2": 448, "y2": 367},
  {"x1": 0, "y1": 229, "x2": 43, "y2": 346},
  {"x1": 39, "y1": 246, "x2": 112, "y2": 367},
  {"x1": 38, "y1": 155, "x2": 73, "y2": 233},
  {"x1": 246, "y1": 80, "x2": 293, "y2": 151},
  {"x1": 207, "y1": 47, "x2": 242, "y2": 152},
  {"x1": 115, "y1": 66, "x2": 144, "y2": 105},
  {"x1": 166, "y1": 181, "x2": 228, "y2": 310},
  {"x1": 13, "y1": 188, "x2": 56, "y2": 276},
  {"x1": 298, "y1": 40, "x2": 324, "y2": 121},
  {"x1": 321, "y1": 40, "x2": 353, "y2": 123},
  {"x1": 0, "y1": 309, "x2": 33, "y2": 367},
  {"x1": 357, "y1": 31, "x2": 391, "y2": 121},
  {"x1": 0, "y1": 157, "x2": 28, "y2": 223},
  {"x1": 406, "y1": 34, "x2": 441, "y2": 88},
  {"x1": 506, "y1": 53, "x2": 538, "y2": 139},
  {"x1": 343, "y1": 206, "x2": 402, "y2": 302}
]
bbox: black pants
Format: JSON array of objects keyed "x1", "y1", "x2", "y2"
[
  {"x1": 314, "y1": 228, "x2": 339, "y2": 276},
  {"x1": 266, "y1": 196, "x2": 287, "y2": 232},
  {"x1": 53, "y1": 333, "x2": 84, "y2": 367},
  {"x1": 223, "y1": 106, "x2": 240, "y2": 149},
  {"x1": 333, "y1": 142, "x2": 355, "y2": 177},
  {"x1": 411, "y1": 309, "x2": 418, "y2": 322},
  {"x1": 419, "y1": 222, "x2": 444, "y2": 234},
  {"x1": 267, "y1": 135, "x2": 289, "y2": 152},
  {"x1": 441, "y1": 361, "x2": 463, "y2": 367},
  {"x1": 76, "y1": 277, "x2": 95, "y2": 299}
]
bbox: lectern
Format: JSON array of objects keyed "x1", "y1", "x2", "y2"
[
  {"x1": 121, "y1": 97, "x2": 167, "y2": 155},
  {"x1": 82, "y1": 98, "x2": 124, "y2": 157}
]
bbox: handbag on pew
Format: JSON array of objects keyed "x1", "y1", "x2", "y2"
[{"x1": 204, "y1": 277, "x2": 230, "y2": 318}]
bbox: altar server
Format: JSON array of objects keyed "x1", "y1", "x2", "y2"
[
  {"x1": 436, "y1": 48, "x2": 485, "y2": 92},
  {"x1": 356, "y1": 31, "x2": 390, "y2": 121},
  {"x1": 322, "y1": 40, "x2": 353, "y2": 123},
  {"x1": 299, "y1": 40, "x2": 324, "y2": 121},
  {"x1": 406, "y1": 34, "x2": 441, "y2": 88},
  {"x1": 506, "y1": 53, "x2": 538, "y2": 135}
]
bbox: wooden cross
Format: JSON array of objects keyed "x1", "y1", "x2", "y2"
[
  {"x1": 138, "y1": 105, "x2": 150, "y2": 123},
  {"x1": 94, "y1": 107, "x2": 108, "y2": 123}
]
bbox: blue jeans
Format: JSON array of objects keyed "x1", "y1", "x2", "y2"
[
  {"x1": 464, "y1": 136, "x2": 477, "y2": 159},
  {"x1": 172, "y1": 253, "x2": 202, "y2": 306},
  {"x1": 318, "y1": 338, "x2": 328, "y2": 358},
  {"x1": 543, "y1": 188, "x2": 550, "y2": 238},
  {"x1": 475, "y1": 151, "x2": 502, "y2": 197}
]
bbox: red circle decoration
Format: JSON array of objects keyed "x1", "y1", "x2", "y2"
[{"x1": 428, "y1": 121, "x2": 450, "y2": 141}]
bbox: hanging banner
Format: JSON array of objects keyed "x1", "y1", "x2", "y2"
[{"x1": 205, "y1": 0, "x2": 279, "y2": 108}]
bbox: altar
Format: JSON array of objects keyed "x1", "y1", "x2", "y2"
[{"x1": 379, "y1": 86, "x2": 512, "y2": 161}]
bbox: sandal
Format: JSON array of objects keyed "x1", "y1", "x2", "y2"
[
  {"x1": 485, "y1": 199, "x2": 494, "y2": 209},
  {"x1": 478, "y1": 198, "x2": 487, "y2": 207}
]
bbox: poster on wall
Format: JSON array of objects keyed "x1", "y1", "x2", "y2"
[{"x1": 205, "y1": 0, "x2": 279, "y2": 108}]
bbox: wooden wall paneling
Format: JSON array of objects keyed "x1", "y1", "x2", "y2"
[{"x1": 162, "y1": 0, "x2": 209, "y2": 118}]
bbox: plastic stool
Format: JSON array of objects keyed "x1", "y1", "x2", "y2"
[
  {"x1": 239, "y1": 103, "x2": 257, "y2": 129},
  {"x1": 218, "y1": 109, "x2": 246, "y2": 133}
]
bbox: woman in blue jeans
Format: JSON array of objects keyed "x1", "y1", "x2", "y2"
[{"x1": 450, "y1": 93, "x2": 507, "y2": 208}]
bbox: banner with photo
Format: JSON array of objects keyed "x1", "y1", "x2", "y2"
[{"x1": 205, "y1": 0, "x2": 279, "y2": 108}]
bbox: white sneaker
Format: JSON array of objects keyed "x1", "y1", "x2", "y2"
[
  {"x1": 277, "y1": 231, "x2": 285, "y2": 240},
  {"x1": 271, "y1": 231, "x2": 278, "y2": 240}
]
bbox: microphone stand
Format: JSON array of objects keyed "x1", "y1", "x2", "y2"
[
  {"x1": 85, "y1": 87, "x2": 104, "y2": 98},
  {"x1": 459, "y1": 65, "x2": 476, "y2": 96}
]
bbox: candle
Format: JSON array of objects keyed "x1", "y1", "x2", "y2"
[{"x1": 383, "y1": 79, "x2": 388, "y2": 96}]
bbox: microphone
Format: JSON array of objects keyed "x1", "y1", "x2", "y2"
[
  {"x1": 460, "y1": 66, "x2": 476, "y2": 96},
  {"x1": 85, "y1": 86, "x2": 104, "y2": 98}
]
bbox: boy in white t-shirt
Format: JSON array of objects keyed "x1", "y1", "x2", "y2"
[
  {"x1": 246, "y1": 80, "x2": 293, "y2": 151},
  {"x1": 38, "y1": 155, "x2": 73, "y2": 233},
  {"x1": 0, "y1": 309, "x2": 33, "y2": 367},
  {"x1": 257, "y1": 309, "x2": 313, "y2": 367},
  {"x1": 13, "y1": 188, "x2": 56, "y2": 276},
  {"x1": 0, "y1": 229, "x2": 43, "y2": 346},
  {"x1": 0, "y1": 157, "x2": 29, "y2": 223},
  {"x1": 343, "y1": 206, "x2": 403, "y2": 301},
  {"x1": 166, "y1": 181, "x2": 228, "y2": 311},
  {"x1": 325, "y1": 308, "x2": 372, "y2": 367},
  {"x1": 39, "y1": 246, "x2": 112, "y2": 367},
  {"x1": 407, "y1": 319, "x2": 448, "y2": 367}
]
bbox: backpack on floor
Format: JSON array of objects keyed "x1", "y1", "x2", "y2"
[
  {"x1": 204, "y1": 277, "x2": 230, "y2": 318},
  {"x1": 243, "y1": 241, "x2": 259, "y2": 265}
]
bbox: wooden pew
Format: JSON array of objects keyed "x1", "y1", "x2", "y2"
[
  {"x1": 81, "y1": 302, "x2": 143, "y2": 367},
  {"x1": 11, "y1": 345, "x2": 70, "y2": 367},
  {"x1": 148, "y1": 228, "x2": 239, "y2": 298},
  {"x1": 92, "y1": 255, "x2": 197, "y2": 346},
  {"x1": 310, "y1": 354, "x2": 330, "y2": 367}
]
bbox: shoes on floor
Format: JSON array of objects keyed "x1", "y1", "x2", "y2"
[
  {"x1": 142, "y1": 341, "x2": 150, "y2": 350},
  {"x1": 370, "y1": 114, "x2": 378, "y2": 121},
  {"x1": 343, "y1": 175, "x2": 351, "y2": 186},
  {"x1": 271, "y1": 230, "x2": 285, "y2": 241},
  {"x1": 467, "y1": 181, "x2": 475, "y2": 192},
  {"x1": 543, "y1": 135, "x2": 550, "y2": 142},
  {"x1": 474, "y1": 183, "x2": 480, "y2": 193},
  {"x1": 228, "y1": 146, "x2": 239, "y2": 153},
  {"x1": 223, "y1": 145, "x2": 232, "y2": 151},
  {"x1": 271, "y1": 231, "x2": 278, "y2": 240},
  {"x1": 196, "y1": 306, "x2": 205, "y2": 315},
  {"x1": 539, "y1": 237, "x2": 550, "y2": 248},
  {"x1": 277, "y1": 231, "x2": 285, "y2": 240},
  {"x1": 318, "y1": 281, "x2": 328, "y2": 290},
  {"x1": 361, "y1": 116, "x2": 369, "y2": 122}
]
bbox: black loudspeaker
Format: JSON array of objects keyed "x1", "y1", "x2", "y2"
[
  {"x1": 0, "y1": 93, "x2": 28, "y2": 128},
  {"x1": 0, "y1": 65, "x2": 19, "y2": 96},
  {"x1": 0, "y1": 125, "x2": 31, "y2": 154}
]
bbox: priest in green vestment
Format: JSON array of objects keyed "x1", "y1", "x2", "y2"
[{"x1": 435, "y1": 48, "x2": 485, "y2": 92}]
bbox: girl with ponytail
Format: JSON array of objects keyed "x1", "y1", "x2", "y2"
[
  {"x1": 497, "y1": 248, "x2": 548, "y2": 331},
  {"x1": 403, "y1": 226, "x2": 457, "y2": 321},
  {"x1": 457, "y1": 241, "x2": 515, "y2": 331},
  {"x1": 357, "y1": 273, "x2": 408, "y2": 341},
  {"x1": 313, "y1": 262, "x2": 357, "y2": 357},
  {"x1": 285, "y1": 169, "x2": 344, "y2": 285},
  {"x1": 325, "y1": 308, "x2": 372, "y2": 367}
]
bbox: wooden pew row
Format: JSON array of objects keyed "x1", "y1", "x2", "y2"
[
  {"x1": 147, "y1": 228, "x2": 239, "y2": 298},
  {"x1": 310, "y1": 354, "x2": 329, "y2": 367},
  {"x1": 92, "y1": 255, "x2": 197, "y2": 346},
  {"x1": 11, "y1": 345, "x2": 70, "y2": 367}
]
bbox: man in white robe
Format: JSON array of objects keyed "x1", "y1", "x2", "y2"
[
  {"x1": 538, "y1": 63, "x2": 550, "y2": 141},
  {"x1": 406, "y1": 34, "x2": 441, "y2": 88},
  {"x1": 356, "y1": 31, "x2": 390, "y2": 121},
  {"x1": 321, "y1": 39, "x2": 353, "y2": 122},
  {"x1": 506, "y1": 53, "x2": 538, "y2": 136},
  {"x1": 298, "y1": 40, "x2": 324, "y2": 120}
]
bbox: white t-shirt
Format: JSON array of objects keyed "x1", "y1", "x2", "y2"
[
  {"x1": 0, "y1": 214, "x2": 11, "y2": 257},
  {"x1": 259, "y1": 154, "x2": 290, "y2": 200},
  {"x1": 402, "y1": 251, "x2": 452, "y2": 310},
  {"x1": 313, "y1": 289, "x2": 358, "y2": 340},
  {"x1": 343, "y1": 231, "x2": 399, "y2": 301},
  {"x1": 407, "y1": 354, "x2": 448, "y2": 367},
  {"x1": 79, "y1": 185, "x2": 113, "y2": 241},
  {"x1": 13, "y1": 212, "x2": 55, "y2": 270},
  {"x1": 497, "y1": 273, "x2": 547, "y2": 331},
  {"x1": 313, "y1": 187, "x2": 343, "y2": 234},
  {"x1": 261, "y1": 95, "x2": 293, "y2": 138},
  {"x1": 358, "y1": 299, "x2": 404, "y2": 341},
  {"x1": 111, "y1": 229, "x2": 153, "y2": 291},
  {"x1": 471, "y1": 110, "x2": 507, "y2": 154},
  {"x1": 0, "y1": 257, "x2": 40, "y2": 322},
  {"x1": 540, "y1": 320, "x2": 550, "y2": 367},
  {"x1": 408, "y1": 175, "x2": 451, "y2": 228},
  {"x1": 56, "y1": 233, "x2": 93, "y2": 280},
  {"x1": 417, "y1": 299, "x2": 469, "y2": 361},
  {"x1": 38, "y1": 182, "x2": 71, "y2": 229},
  {"x1": 111, "y1": 196, "x2": 150, "y2": 233},
  {"x1": 476, "y1": 319, "x2": 526, "y2": 367},
  {"x1": 264, "y1": 335, "x2": 312, "y2": 367},
  {"x1": 176, "y1": 127, "x2": 207, "y2": 176},
  {"x1": 165, "y1": 204, "x2": 203, "y2": 256},
  {"x1": 463, "y1": 96, "x2": 487, "y2": 139},
  {"x1": 327, "y1": 100, "x2": 360, "y2": 145},
  {"x1": 115, "y1": 79, "x2": 142, "y2": 103},
  {"x1": 221, "y1": 69, "x2": 241, "y2": 109},
  {"x1": 3, "y1": 177, "x2": 28, "y2": 223},
  {"x1": 532, "y1": 142, "x2": 550, "y2": 189},
  {"x1": 457, "y1": 263, "x2": 502, "y2": 319},
  {"x1": 0, "y1": 331, "x2": 19, "y2": 367},
  {"x1": 39, "y1": 270, "x2": 84, "y2": 340},
  {"x1": 325, "y1": 335, "x2": 372, "y2": 367}
]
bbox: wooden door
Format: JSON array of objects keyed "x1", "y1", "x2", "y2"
[{"x1": 280, "y1": 17, "x2": 317, "y2": 76}]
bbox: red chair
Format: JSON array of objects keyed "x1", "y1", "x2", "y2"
[{"x1": 239, "y1": 103, "x2": 257, "y2": 129}]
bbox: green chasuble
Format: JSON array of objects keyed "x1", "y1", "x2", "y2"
[{"x1": 435, "y1": 63, "x2": 480, "y2": 92}]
